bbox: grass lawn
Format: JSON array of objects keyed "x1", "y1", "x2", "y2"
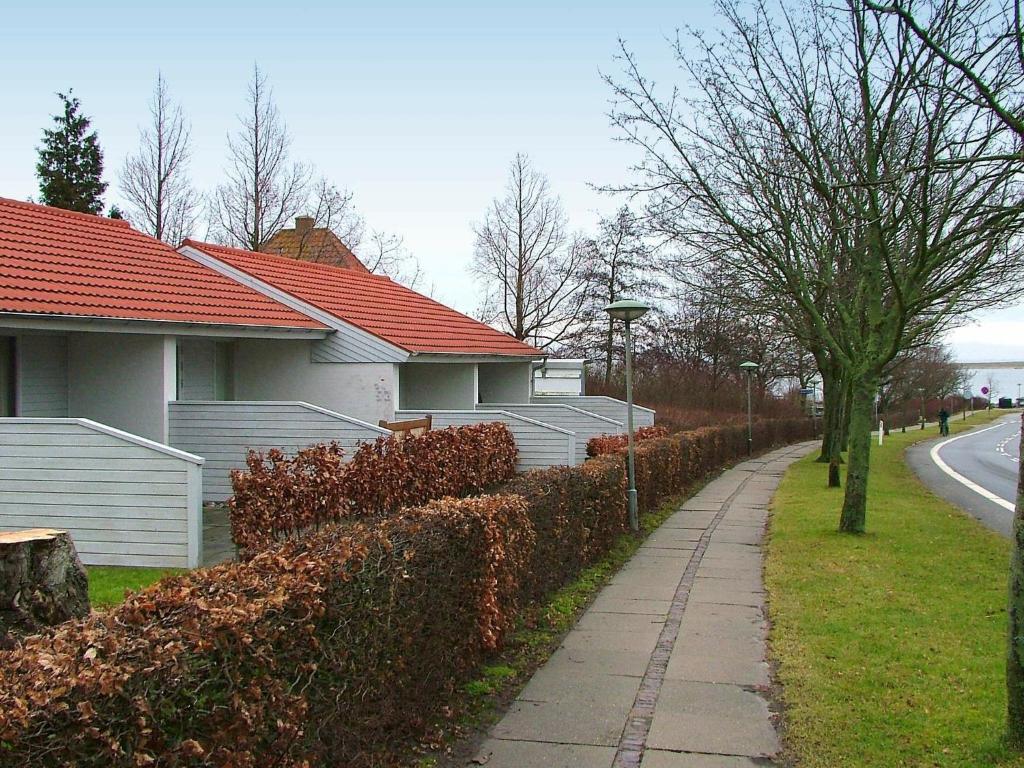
[
  {"x1": 87, "y1": 566, "x2": 183, "y2": 608},
  {"x1": 766, "y1": 410, "x2": 1023, "y2": 767}
]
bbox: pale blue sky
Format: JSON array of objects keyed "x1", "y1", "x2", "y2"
[{"x1": 0, "y1": 0, "x2": 1020, "y2": 367}]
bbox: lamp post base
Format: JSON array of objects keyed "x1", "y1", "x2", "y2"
[
  {"x1": 746, "y1": 438, "x2": 752, "y2": 457},
  {"x1": 627, "y1": 489, "x2": 639, "y2": 532}
]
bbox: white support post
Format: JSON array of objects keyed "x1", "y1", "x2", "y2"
[{"x1": 878, "y1": 420, "x2": 884, "y2": 447}]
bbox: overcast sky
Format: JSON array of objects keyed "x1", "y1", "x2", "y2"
[{"x1": 1, "y1": 0, "x2": 1020, "y2": 362}]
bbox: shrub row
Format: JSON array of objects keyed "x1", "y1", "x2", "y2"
[
  {"x1": 0, "y1": 495, "x2": 533, "y2": 767},
  {"x1": 0, "y1": 418, "x2": 816, "y2": 766},
  {"x1": 229, "y1": 422, "x2": 517, "y2": 552},
  {"x1": 586, "y1": 425, "x2": 670, "y2": 457}
]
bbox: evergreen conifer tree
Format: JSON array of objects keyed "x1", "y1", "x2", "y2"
[{"x1": 36, "y1": 91, "x2": 107, "y2": 214}]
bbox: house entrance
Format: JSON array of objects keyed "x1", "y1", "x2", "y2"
[{"x1": 0, "y1": 336, "x2": 14, "y2": 417}]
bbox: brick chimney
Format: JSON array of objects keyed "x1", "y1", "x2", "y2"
[{"x1": 294, "y1": 216, "x2": 315, "y2": 235}]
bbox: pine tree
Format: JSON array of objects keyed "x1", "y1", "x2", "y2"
[{"x1": 36, "y1": 91, "x2": 107, "y2": 214}]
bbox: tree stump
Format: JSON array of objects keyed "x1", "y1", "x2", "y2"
[{"x1": 0, "y1": 528, "x2": 89, "y2": 641}]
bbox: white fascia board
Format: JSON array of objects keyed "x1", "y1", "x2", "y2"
[
  {"x1": 406, "y1": 352, "x2": 546, "y2": 364},
  {"x1": 178, "y1": 245, "x2": 410, "y2": 362},
  {"x1": 0, "y1": 313, "x2": 328, "y2": 340}
]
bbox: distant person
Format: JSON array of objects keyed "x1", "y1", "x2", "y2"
[{"x1": 938, "y1": 408, "x2": 950, "y2": 436}]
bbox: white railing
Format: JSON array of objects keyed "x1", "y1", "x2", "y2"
[
  {"x1": 168, "y1": 401, "x2": 390, "y2": 501},
  {"x1": 530, "y1": 395, "x2": 656, "y2": 428},
  {"x1": 477, "y1": 403, "x2": 623, "y2": 464},
  {"x1": 395, "y1": 409, "x2": 575, "y2": 469},
  {"x1": 0, "y1": 418, "x2": 204, "y2": 568}
]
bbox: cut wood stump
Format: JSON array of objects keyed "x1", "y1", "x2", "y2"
[{"x1": 0, "y1": 528, "x2": 89, "y2": 641}]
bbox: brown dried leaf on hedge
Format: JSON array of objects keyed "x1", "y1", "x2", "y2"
[
  {"x1": 229, "y1": 422, "x2": 518, "y2": 553},
  {"x1": 586, "y1": 425, "x2": 670, "y2": 457},
  {"x1": 0, "y1": 495, "x2": 533, "y2": 767}
]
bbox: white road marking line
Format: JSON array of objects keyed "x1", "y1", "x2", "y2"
[
  {"x1": 997, "y1": 431, "x2": 1021, "y2": 463},
  {"x1": 929, "y1": 423, "x2": 1016, "y2": 512}
]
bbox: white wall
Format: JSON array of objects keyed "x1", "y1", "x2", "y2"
[
  {"x1": 478, "y1": 362, "x2": 532, "y2": 404},
  {"x1": 0, "y1": 418, "x2": 203, "y2": 568},
  {"x1": 16, "y1": 333, "x2": 68, "y2": 417},
  {"x1": 233, "y1": 338, "x2": 396, "y2": 425},
  {"x1": 67, "y1": 333, "x2": 176, "y2": 443},
  {"x1": 399, "y1": 362, "x2": 477, "y2": 410}
]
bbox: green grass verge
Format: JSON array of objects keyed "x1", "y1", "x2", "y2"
[
  {"x1": 766, "y1": 410, "x2": 1022, "y2": 767},
  {"x1": 87, "y1": 566, "x2": 184, "y2": 609}
]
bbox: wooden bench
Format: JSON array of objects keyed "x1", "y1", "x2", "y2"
[{"x1": 379, "y1": 415, "x2": 432, "y2": 441}]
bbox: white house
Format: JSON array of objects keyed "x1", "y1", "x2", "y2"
[{"x1": 0, "y1": 198, "x2": 652, "y2": 568}]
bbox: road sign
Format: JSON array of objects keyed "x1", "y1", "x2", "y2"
[
  {"x1": 798, "y1": 387, "x2": 814, "y2": 395},
  {"x1": 981, "y1": 386, "x2": 989, "y2": 395}
]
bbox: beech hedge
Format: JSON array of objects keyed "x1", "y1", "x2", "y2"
[
  {"x1": 0, "y1": 495, "x2": 533, "y2": 767},
  {"x1": 0, "y1": 418, "x2": 815, "y2": 766},
  {"x1": 229, "y1": 422, "x2": 518, "y2": 553},
  {"x1": 586, "y1": 425, "x2": 670, "y2": 457}
]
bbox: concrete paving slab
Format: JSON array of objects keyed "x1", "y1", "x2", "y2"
[
  {"x1": 472, "y1": 739, "x2": 616, "y2": 768},
  {"x1": 574, "y1": 610, "x2": 666, "y2": 634},
  {"x1": 689, "y1": 578, "x2": 765, "y2": 607},
  {"x1": 560, "y1": 627, "x2": 663, "y2": 655},
  {"x1": 597, "y1": 582, "x2": 681, "y2": 601},
  {"x1": 517, "y1": 663, "x2": 641, "y2": 704},
  {"x1": 703, "y1": 542, "x2": 762, "y2": 559},
  {"x1": 710, "y1": 528, "x2": 764, "y2": 546},
  {"x1": 640, "y1": 752, "x2": 768, "y2": 768},
  {"x1": 491, "y1": 697, "x2": 632, "y2": 746},
  {"x1": 678, "y1": 603, "x2": 766, "y2": 639},
  {"x1": 547, "y1": 644, "x2": 654, "y2": 677},
  {"x1": 666, "y1": 633, "x2": 769, "y2": 686},
  {"x1": 646, "y1": 680, "x2": 780, "y2": 757},
  {"x1": 588, "y1": 595, "x2": 672, "y2": 616}
]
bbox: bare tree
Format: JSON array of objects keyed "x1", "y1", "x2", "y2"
[
  {"x1": 119, "y1": 74, "x2": 200, "y2": 244},
  {"x1": 210, "y1": 65, "x2": 311, "y2": 251},
  {"x1": 360, "y1": 230, "x2": 428, "y2": 290},
  {"x1": 866, "y1": 0, "x2": 1024, "y2": 144},
  {"x1": 567, "y1": 206, "x2": 661, "y2": 385},
  {"x1": 288, "y1": 179, "x2": 364, "y2": 258},
  {"x1": 472, "y1": 153, "x2": 588, "y2": 348},
  {"x1": 607, "y1": 0, "x2": 1024, "y2": 532}
]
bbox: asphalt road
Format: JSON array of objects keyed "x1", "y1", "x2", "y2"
[{"x1": 907, "y1": 413, "x2": 1021, "y2": 537}]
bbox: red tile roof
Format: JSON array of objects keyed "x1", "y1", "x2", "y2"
[
  {"x1": 0, "y1": 198, "x2": 326, "y2": 330},
  {"x1": 183, "y1": 240, "x2": 542, "y2": 357}
]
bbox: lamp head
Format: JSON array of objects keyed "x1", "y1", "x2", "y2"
[
  {"x1": 604, "y1": 299, "x2": 651, "y2": 322},
  {"x1": 739, "y1": 361, "x2": 759, "y2": 375}
]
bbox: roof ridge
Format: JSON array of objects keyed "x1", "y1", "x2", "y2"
[
  {"x1": 184, "y1": 238, "x2": 392, "y2": 283},
  {"x1": 0, "y1": 197, "x2": 131, "y2": 228}
]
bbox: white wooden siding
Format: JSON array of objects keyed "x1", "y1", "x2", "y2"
[
  {"x1": 168, "y1": 401, "x2": 391, "y2": 501},
  {"x1": 17, "y1": 334, "x2": 68, "y2": 417},
  {"x1": 477, "y1": 403, "x2": 623, "y2": 464},
  {"x1": 177, "y1": 339, "x2": 216, "y2": 400},
  {"x1": 0, "y1": 418, "x2": 203, "y2": 568},
  {"x1": 529, "y1": 395, "x2": 656, "y2": 428},
  {"x1": 311, "y1": 327, "x2": 408, "y2": 364},
  {"x1": 395, "y1": 409, "x2": 575, "y2": 469}
]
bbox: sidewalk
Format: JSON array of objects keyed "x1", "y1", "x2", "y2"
[{"x1": 471, "y1": 442, "x2": 817, "y2": 768}]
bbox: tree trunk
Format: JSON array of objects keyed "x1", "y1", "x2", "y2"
[
  {"x1": 839, "y1": 375, "x2": 878, "y2": 533},
  {"x1": 839, "y1": 376, "x2": 853, "y2": 453},
  {"x1": 819, "y1": 366, "x2": 838, "y2": 462},
  {"x1": 0, "y1": 528, "x2": 89, "y2": 640},
  {"x1": 1007, "y1": 415, "x2": 1024, "y2": 744}
]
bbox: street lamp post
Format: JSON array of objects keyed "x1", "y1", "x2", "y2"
[
  {"x1": 740, "y1": 361, "x2": 759, "y2": 456},
  {"x1": 604, "y1": 299, "x2": 651, "y2": 532}
]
